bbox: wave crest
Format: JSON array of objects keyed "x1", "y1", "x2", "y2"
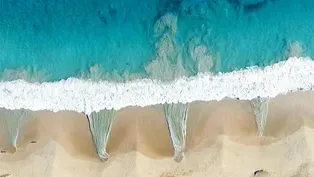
[{"x1": 0, "y1": 57, "x2": 313, "y2": 114}]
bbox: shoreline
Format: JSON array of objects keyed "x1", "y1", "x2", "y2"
[
  {"x1": 1, "y1": 57, "x2": 314, "y2": 113},
  {"x1": 1, "y1": 91, "x2": 314, "y2": 176}
]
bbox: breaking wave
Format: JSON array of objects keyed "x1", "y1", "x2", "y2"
[{"x1": 0, "y1": 57, "x2": 313, "y2": 114}]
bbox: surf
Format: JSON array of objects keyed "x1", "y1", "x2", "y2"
[{"x1": 0, "y1": 57, "x2": 312, "y2": 114}]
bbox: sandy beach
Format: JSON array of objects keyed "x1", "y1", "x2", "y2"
[{"x1": 1, "y1": 91, "x2": 314, "y2": 177}]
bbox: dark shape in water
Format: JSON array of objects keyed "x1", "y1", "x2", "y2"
[
  {"x1": 86, "y1": 109, "x2": 116, "y2": 162},
  {"x1": 243, "y1": 0, "x2": 269, "y2": 12},
  {"x1": 163, "y1": 103, "x2": 189, "y2": 162},
  {"x1": 226, "y1": 0, "x2": 272, "y2": 12},
  {"x1": 97, "y1": 10, "x2": 107, "y2": 25}
]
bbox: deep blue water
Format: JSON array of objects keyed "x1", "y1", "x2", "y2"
[{"x1": 0, "y1": 0, "x2": 314, "y2": 81}]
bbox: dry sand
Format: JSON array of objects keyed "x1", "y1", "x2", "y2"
[{"x1": 1, "y1": 91, "x2": 314, "y2": 177}]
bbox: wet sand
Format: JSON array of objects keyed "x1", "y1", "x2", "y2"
[{"x1": 1, "y1": 91, "x2": 314, "y2": 176}]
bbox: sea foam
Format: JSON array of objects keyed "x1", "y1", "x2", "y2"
[{"x1": 0, "y1": 57, "x2": 313, "y2": 114}]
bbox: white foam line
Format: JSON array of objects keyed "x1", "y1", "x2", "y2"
[{"x1": 0, "y1": 57, "x2": 313, "y2": 114}]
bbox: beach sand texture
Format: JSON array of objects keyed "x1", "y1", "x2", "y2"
[{"x1": 1, "y1": 91, "x2": 314, "y2": 177}]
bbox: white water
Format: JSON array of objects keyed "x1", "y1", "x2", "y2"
[
  {"x1": 0, "y1": 109, "x2": 31, "y2": 149},
  {"x1": 0, "y1": 57, "x2": 313, "y2": 114},
  {"x1": 250, "y1": 97, "x2": 269, "y2": 137},
  {"x1": 163, "y1": 103, "x2": 189, "y2": 162},
  {"x1": 87, "y1": 109, "x2": 116, "y2": 161}
]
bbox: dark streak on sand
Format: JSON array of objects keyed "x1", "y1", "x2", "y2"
[
  {"x1": 254, "y1": 169, "x2": 264, "y2": 176},
  {"x1": 0, "y1": 174, "x2": 11, "y2": 177}
]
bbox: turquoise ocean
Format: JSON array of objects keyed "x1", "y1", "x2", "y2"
[{"x1": 0, "y1": 0, "x2": 313, "y2": 82}]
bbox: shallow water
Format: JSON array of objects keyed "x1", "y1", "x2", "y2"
[{"x1": 0, "y1": 0, "x2": 314, "y2": 82}]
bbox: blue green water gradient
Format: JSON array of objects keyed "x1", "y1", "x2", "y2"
[{"x1": 0, "y1": 0, "x2": 313, "y2": 81}]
